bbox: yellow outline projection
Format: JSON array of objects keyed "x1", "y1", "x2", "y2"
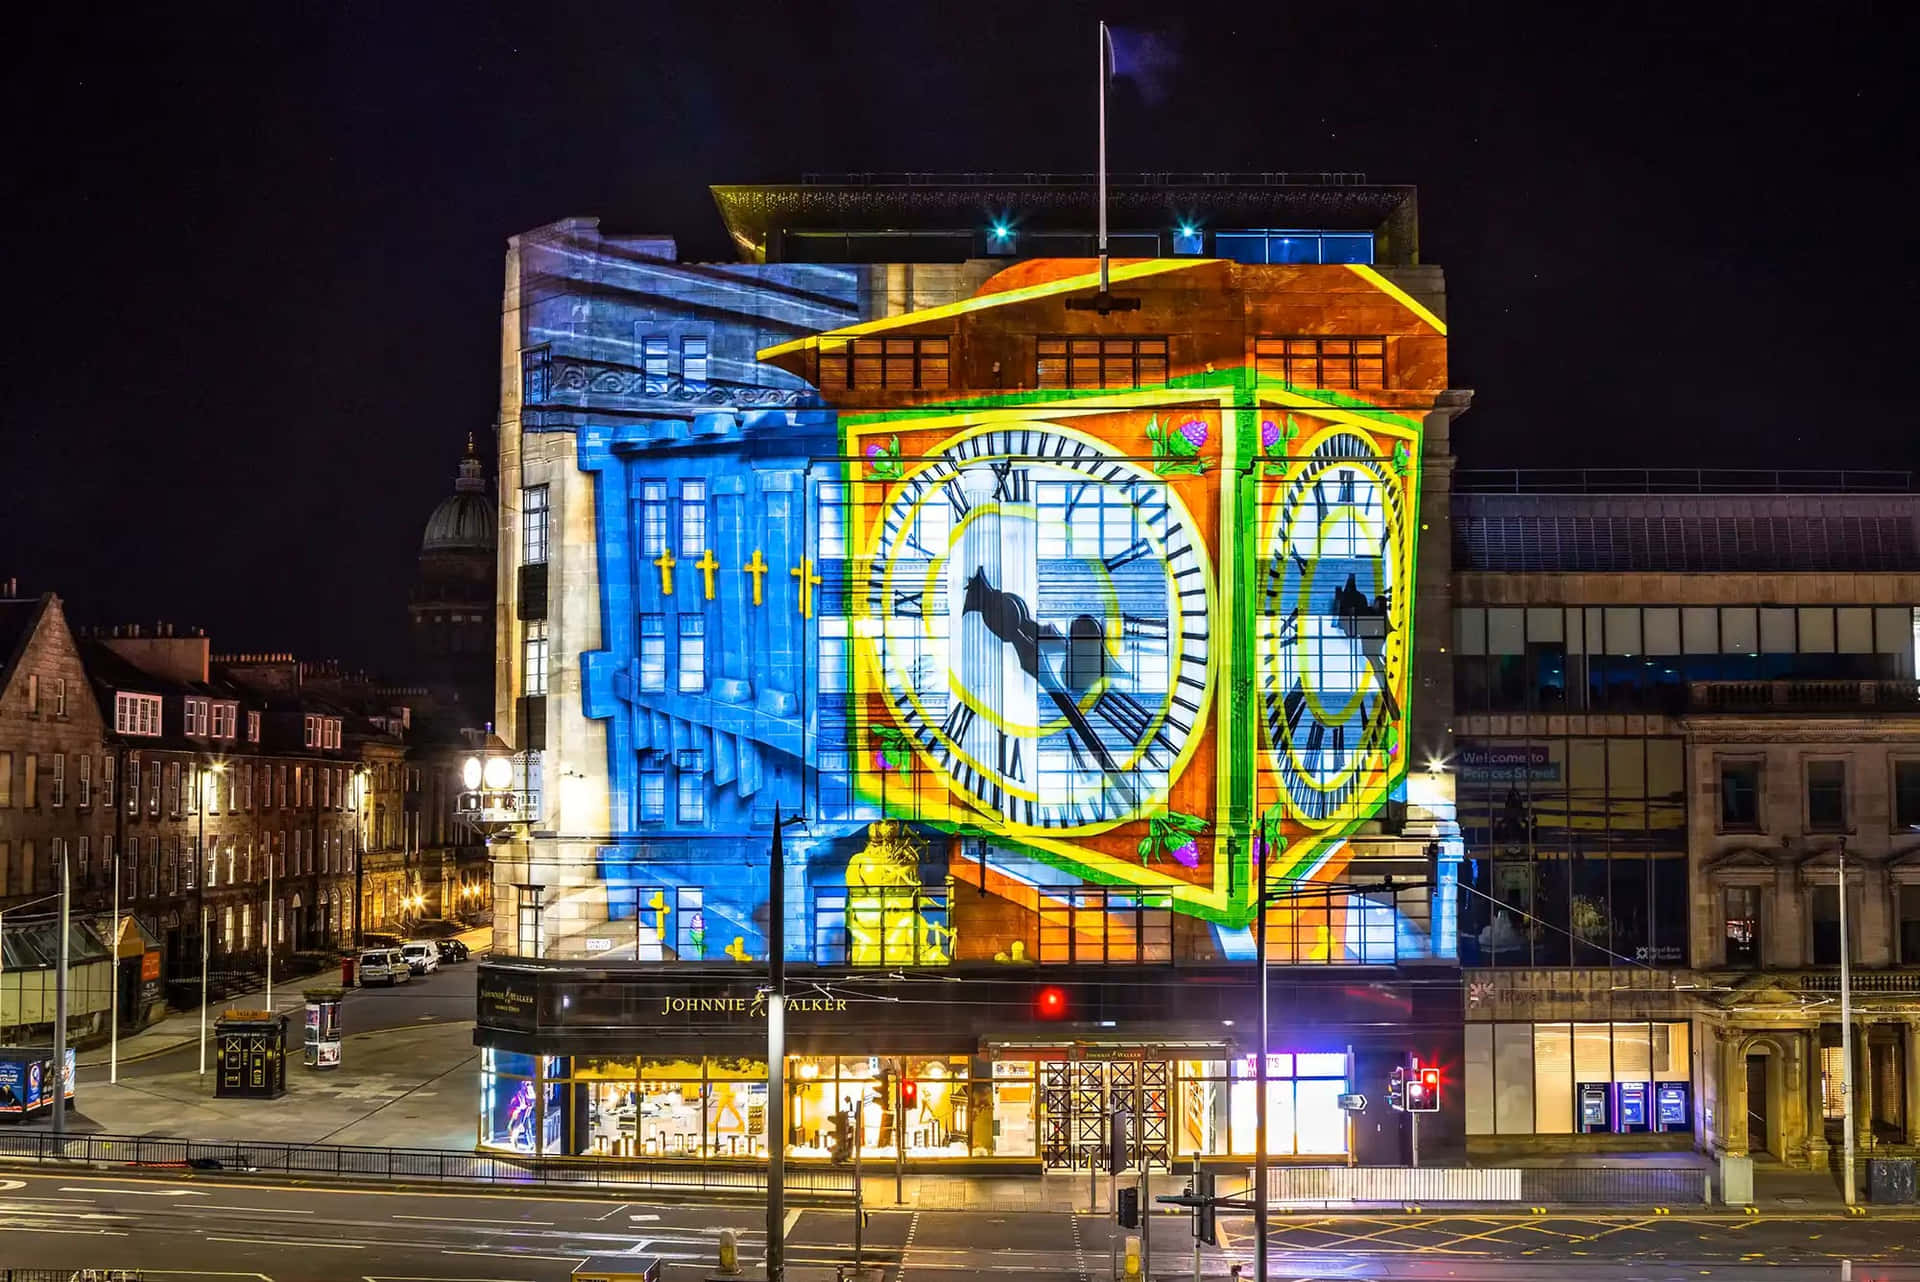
[{"x1": 842, "y1": 391, "x2": 1240, "y2": 920}]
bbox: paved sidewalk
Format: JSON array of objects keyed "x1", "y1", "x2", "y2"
[
  {"x1": 75, "y1": 925, "x2": 491, "y2": 1069},
  {"x1": 51, "y1": 1018, "x2": 479, "y2": 1149}
]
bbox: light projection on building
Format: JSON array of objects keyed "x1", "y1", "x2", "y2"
[{"x1": 549, "y1": 242, "x2": 1447, "y2": 968}]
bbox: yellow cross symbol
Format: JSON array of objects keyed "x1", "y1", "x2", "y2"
[
  {"x1": 724, "y1": 936, "x2": 752, "y2": 963},
  {"x1": 695, "y1": 549, "x2": 720, "y2": 601},
  {"x1": 791, "y1": 556, "x2": 821, "y2": 619},
  {"x1": 743, "y1": 549, "x2": 768, "y2": 606},
  {"x1": 647, "y1": 890, "x2": 670, "y2": 938},
  {"x1": 653, "y1": 546, "x2": 677, "y2": 595}
]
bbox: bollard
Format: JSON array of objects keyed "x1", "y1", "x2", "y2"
[
  {"x1": 1842, "y1": 1260, "x2": 1852, "y2": 1282},
  {"x1": 1124, "y1": 1234, "x2": 1142, "y2": 1279},
  {"x1": 718, "y1": 1228, "x2": 739, "y2": 1274}
]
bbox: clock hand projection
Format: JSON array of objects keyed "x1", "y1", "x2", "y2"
[
  {"x1": 863, "y1": 424, "x2": 1211, "y2": 837},
  {"x1": 960, "y1": 571, "x2": 1143, "y2": 814}
]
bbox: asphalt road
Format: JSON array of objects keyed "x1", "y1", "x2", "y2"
[
  {"x1": 97, "y1": 955, "x2": 481, "y2": 1082},
  {"x1": 4, "y1": 1163, "x2": 1920, "y2": 1282}
]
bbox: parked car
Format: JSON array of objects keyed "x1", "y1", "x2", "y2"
[
  {"x1": 400, "y1": 941, "x2": 441, "y2": 975},
  {"x1": 434, "y1": 938, "x2": 470, "y2": 964},
  {"x1": 357, "y1": 948, "x2": 411, "y2": 986}
]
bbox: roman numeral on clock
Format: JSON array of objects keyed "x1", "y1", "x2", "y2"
[
  {"x1": 940, "y1": 701, "x2": 976, "y2": 748},
  {"x1": 894, "y1": 588, "x2": 924, "y2": 618},
  {"x1": 996, "y1": 731, "x2": 1025, "y2": 783},
  {"x1": 990, "y1": 461, "x2": 1030, "y2": 503}
]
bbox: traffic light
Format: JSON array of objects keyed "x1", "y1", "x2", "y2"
[
  {"x1": 1193, "y1": 1170, "x2": 1217, "y2": 1246},
  {"x1": 902, "y1": 1078, "x2": 919, "y2": 1110},
  {"x1": 1117, "y1": 1184, "x2": 1140, "y2": 1229},
  {"x1": 1035, "y1": 985, "x2": 1069, "y2": 1019},
  {"x1": 829, "y1": 1110, "x2": 853, "y2": 1164},
  {"x1": 1407, "y1": 1066, "x2": 1440, "y2": 1113},
  {"x1": 1387, "y1": 1065, "x2": 1406, "y2": 1112}
]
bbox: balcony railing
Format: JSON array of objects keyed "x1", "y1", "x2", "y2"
[
  {"x1": 1687, "y1": 679, "x2": 1920, "y2": 714},
  {"x1": 1454, "y1": 468, "x2": 1913, "y2": 495}
]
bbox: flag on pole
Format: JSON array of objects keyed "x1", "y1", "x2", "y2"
[{"x1": 1104, "y1": 24, "x2": 1179, "y2": 105}]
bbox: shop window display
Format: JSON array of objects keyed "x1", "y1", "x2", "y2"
[
  {"x1": 480, "y1": 1049, "x2": 539, "y2": 1153},
  {"x1": 1223, "y1": 1053, "x2": 1349, "y2": 1157},
  {"x1": 788, "y1": 1056, "x2": 975, "y2": 1160}
]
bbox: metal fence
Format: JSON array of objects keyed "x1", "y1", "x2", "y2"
[
  {"x1": 0, "y1": 1131, "x2": 855, "y2": 1199},
  {"x1": 1264, "y1": 1164, "x2": 1709, "y2": 1207}
]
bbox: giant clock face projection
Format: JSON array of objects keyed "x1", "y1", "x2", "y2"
[
  {"x1": 865, "y1": 424, "x2": 1212, "y2": 831},
  {"x1": 1260, "y1": 428, "x2": 1409, "y2": 827}
]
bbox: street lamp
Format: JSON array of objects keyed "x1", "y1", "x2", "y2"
[{"x1": 198, "y1": 762, "x2": 224, "y2": 1078}]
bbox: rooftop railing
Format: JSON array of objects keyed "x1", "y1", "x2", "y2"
[{"x1": 1455, "y1": 469, "x2": 1913, "y2": 495}]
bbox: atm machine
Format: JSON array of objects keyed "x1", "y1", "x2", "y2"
[
  {"x1": 1578, "y1": 1082, "x2": 1609, "y2": 1132},
  {"x1": 1654, "y1": 1081, "x2": 1691, "y2": 1132},
  {"x1": 1613, "y1": 1081, "x2": 1650, "y2": 1132}
]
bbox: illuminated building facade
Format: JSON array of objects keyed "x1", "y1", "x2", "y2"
[{"x1": 477, "y1": 178, "x2": 1471, "y2": 1169}]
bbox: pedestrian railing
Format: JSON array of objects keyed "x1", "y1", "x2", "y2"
[
  {"x1": 1264, "y1": 1164, "x2": 1709, "y2": 1206},
  {"x1": 0, "y1": 1131, "x2": 856, "y2": 1199}
]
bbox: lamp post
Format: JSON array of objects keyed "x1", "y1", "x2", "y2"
[
  {"x1": 1839, "y1": 837, "x2": 1857, "y2": 1206},
  {"x1": 197, "y1": 763, "x2": 223, "y2": 1077},
  {"x1": 109, "y1": 838, "x2": 120, "y2": 1084},
  {"x1": 766, "y1": 805, "x2": 806, "y2": 1282},
  {"x1": 1254, "y1": 839, "x2": 1268, "y2": 1282},
  {"x1": 53, "y1": 846, "x2": 70, "y2": 1137}
]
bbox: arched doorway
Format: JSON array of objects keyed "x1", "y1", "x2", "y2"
[
  {"x1": 1736, "y1": 1033, "x2": 1795, "y2": 1160},
  {"x1": 290, "y1": 893, "x2": 305, "y2": 952}
]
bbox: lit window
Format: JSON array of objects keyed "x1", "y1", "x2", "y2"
[
  {"x1": 1036, "y1": 337, "x2": 1167, "y2": 389},
  {"x1": 639, "y1": 759, "x2": 666, "y2": 823},
  {"x1": 524, "y1": 621, "x2": 550, "y2": 697},
  {"x1": 77, "y1": 754, "x2": 91, "y2": 807},
  {"x1": 1255, "y1": 337, "x2": 1387, "y2": 391},
  {"x1": 680, "y1": 480, "x2": 707, "y2": 555},
  {"x1": 682, "y1": 335, "x2": 709, "y2": 383},
  {"x1": 246, "y1": 710, "x2": 261, "y2": 742},
  {"x1": 640, "y1": 482, "x2": 669, "y2": 557},
  {"x1": 54, "y1": 678, "x2": 67, "y2": 717},
  {"x1": 50, "y1": 753, "x2": 65, "y2": 807},
  {"x1": 522, "y1": 485, "x2": 550, "y2": 565},
  {"x1": 820, "y1": 336, "x2": 950, "y2": 390},
  {"x1": 1039, "y1": 889, "x2": 1173, "y2": 963},
  {"x1": 676, "y1": 751, "x2": 706, "y2": 824},
  {"x1": 211, "y1": 702, "x2": 236, "y2": 739},
  {"x1": 643, "y1": 336, "x2": 670, "y2": 379},
  {"x1": 639, "y1": 615, "x2": 666, "y2": 692},
  {"x1": 304, "y1": 715, "x2": 320, "y2": 748},
  {"x1": 114, "y1": 692, "x2": 163, "y2": 737},
  {"x1": 677, "y1": 617, "x2": 706, "y2": 694}
]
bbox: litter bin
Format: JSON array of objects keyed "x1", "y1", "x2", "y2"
[
  {"x1": 213, "y1": 1011, "x2": 288, "y2": 1099},
  {"x1": 341, "y1": 954, "x2": 356, "y2": 986},
  {"x1": 1868, "y1": 1158, "x2": 1917, "y2": 1204}
]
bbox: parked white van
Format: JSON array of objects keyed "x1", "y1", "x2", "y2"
[{"x1": 357, "y1": 948, "x2": 411, "y2": 986}]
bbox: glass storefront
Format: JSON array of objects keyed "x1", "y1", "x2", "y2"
[
  {"x1": 481, "y1": 1047, "x2": 1357, "y2": 1161},
  {"x1": 1465, "y1": 1020, "x2": 1693, "y2": 1136}
]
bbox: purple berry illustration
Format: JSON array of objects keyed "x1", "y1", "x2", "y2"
[
  {"x1": 866, "y1": 442, "x2": 883, "y2": 459},
  {"x1": 1261, "y1": 418, "x2": 1281, "y2": 451},
  {"x1": 873, "y1": 750, "x2": 890, "y2": 772},
  {"x1": 1170, "y1": 839, "x2": 1200, "y2": 868},
  {"x1": 1178, "y1": 418, "x2": 1208, "y2": 449}
]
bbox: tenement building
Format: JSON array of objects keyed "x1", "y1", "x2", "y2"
[
  {"x1": 475, "y1": 175, "x2": 1472, "y2": 1169},
  {"x1": 1450, "y1": 474, "x2": 1920, "y2": 1167}
]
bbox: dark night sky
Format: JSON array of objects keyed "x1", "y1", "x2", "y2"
[{"x1": 7, "y1": 1, "x2": 1916, "y2": 674}]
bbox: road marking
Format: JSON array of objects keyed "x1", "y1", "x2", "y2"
[
  {"x1": 596, "y1": 1201, "x2": 631, "y2": 1221},
  {"x1": 392, "y1": 1212, "x2": 554, "y2": 1225},
  {"x1": 629, "y1": 1213, "x2": 661, "y2": 1222},
  {"x1": 0, "y1": 1179, "x2": 23, "y2": 1191},
  {"x1": 442, "y1": 1250, "x2": 588, "y2": 1263},
  {"x1": 198, "y1": 1204, "x2": 314, "y2": 1214},
  {"x1": 209, "y1": 1235, "x2": 365, "y2": 1249},
  {"x1": 784, "y1": 1208, "x2": 802, "y2": 1237},
  {"x1": 62, "y1": 1185, "x2": 208, "y2": 1196}
]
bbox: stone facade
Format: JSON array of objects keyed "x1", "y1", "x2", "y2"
[{"x1": 0, "y1": 593, "x2": 116, "y2": 910}]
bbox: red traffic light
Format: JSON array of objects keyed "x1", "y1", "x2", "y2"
[
  {"x1": 1422, "y1": 1068, "x2": 1439, "y2": 1087},
  {"x1": 902, "y1": 1079, "x2": 919, "y2": 1108},
  {"x1": 1036, "y1": 986, "x2": 1069, "y2": 1019}
]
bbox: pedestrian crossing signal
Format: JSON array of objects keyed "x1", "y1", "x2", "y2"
[
  {"x1": 829, "y1": 1111, "x2": 853, "y2": 1164},
  {"x1": 1117, "y1": 1184, "x2": 1140, "y2": 1229},
  {"x1": 1388, "y1": 1065, "x2": 1406, "y2": 1111},
  {"x1": 1407, "y1": 1067, "x2": 1440, "y2": 1113}
]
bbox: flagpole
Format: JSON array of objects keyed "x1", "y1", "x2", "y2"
[{"x1": 1097, "y1": 19, "x2": 1109, "y2": 294}]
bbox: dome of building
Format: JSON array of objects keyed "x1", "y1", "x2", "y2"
[{"x1": 421, "y1": 435, "x2": 496, "y2": 554}]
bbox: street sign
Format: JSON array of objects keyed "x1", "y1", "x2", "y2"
[{"x1": 1337, "y1": 1093, "x2": 1367, "y2": 1111}]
